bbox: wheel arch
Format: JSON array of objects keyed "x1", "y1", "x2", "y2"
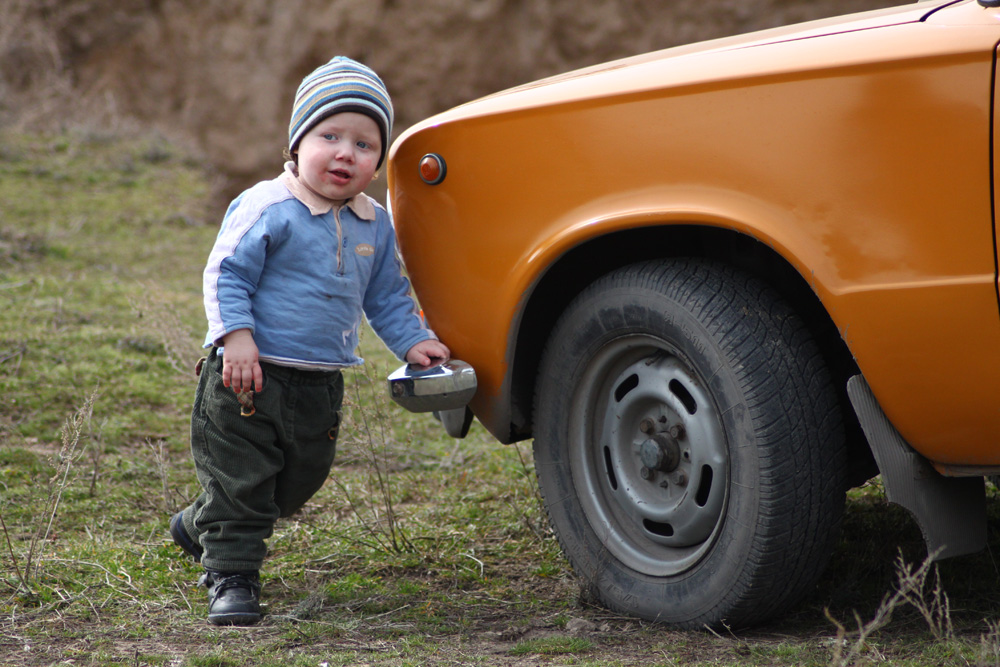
[{"x1": 508, "y1": 223, "x2": 876, "y2": 486}]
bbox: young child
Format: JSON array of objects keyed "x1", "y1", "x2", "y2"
[{"x1": 169, "y1": 56, "x2": 449, "y2": 626}]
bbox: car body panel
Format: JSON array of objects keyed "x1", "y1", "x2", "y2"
[{"x1": 388, "y1": 1, "x2": 1000, "y2": 464}]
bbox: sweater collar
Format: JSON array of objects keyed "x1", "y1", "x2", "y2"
[{"x1": 279, "y1": 161, "x2": 376, "y2": 220}]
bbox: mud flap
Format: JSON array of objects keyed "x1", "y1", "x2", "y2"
[
  {"x1": 434, "y1": 406, "x2": 475, "y2": 438},
  {"x1": 847, "y1": 375, "x2": 985, "y2": 560}
]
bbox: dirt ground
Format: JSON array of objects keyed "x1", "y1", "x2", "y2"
[{"x1": 4, "y1": 570, "x2": 846, "y2": 667}]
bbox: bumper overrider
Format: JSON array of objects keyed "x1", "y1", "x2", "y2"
[{"x1": 387, "y1": 360, "x2": 477, "y2": 437}]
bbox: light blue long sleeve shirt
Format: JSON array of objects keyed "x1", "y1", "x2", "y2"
[{"x1": 203, "y1": 164, "x2": 435, "y2": 370}]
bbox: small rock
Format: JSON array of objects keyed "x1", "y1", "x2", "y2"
[{"x1": 566, "y1": 617, "x2": 597, "y2": 634}]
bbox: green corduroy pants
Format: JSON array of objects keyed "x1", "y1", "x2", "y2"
[{"x1": 180, "y1": 348, "x2": 343, "y2": 572}]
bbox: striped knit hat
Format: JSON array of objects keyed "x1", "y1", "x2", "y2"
[{"x1": 288, "y1": 56, "x2": 394, "y2": 168}]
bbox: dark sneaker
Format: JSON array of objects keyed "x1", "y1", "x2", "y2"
[
  {"x1": 205, "y1": 570, "x2": 262, "y2": 626},
  {"x1": 169, "y1": 511, "x2": 203, "y2": 562}
]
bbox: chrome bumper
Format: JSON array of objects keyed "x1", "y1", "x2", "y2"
[{"x1": 387, "y1": 359, "x2": 477, "y2": 414}]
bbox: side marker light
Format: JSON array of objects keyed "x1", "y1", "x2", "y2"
[{"x1": 419, "y1": 153, "x2": 447, "y2": 185}]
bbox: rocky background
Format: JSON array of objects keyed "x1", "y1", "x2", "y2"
[{"x1": 2, "y1": 0, "x2": 909, "y2": 196}]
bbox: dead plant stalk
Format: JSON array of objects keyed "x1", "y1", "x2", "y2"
[
  {"x1": 4, "y1": 389, "x2": 98, "y2": 595},
  {"x1": 336, "y1": 363, "x2": 414, "y2": 555},
  {"x1": 827, "y1": 549, "x2": 949, "y2": 667}
]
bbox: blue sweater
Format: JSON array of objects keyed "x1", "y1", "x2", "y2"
[{"x1": 203, "y1": 165, "x2": 435, "y2": 370}]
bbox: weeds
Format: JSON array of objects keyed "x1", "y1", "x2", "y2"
[
  {"x1": 146, "y1": 438, "x2": 173, "y2": 512},
  {"x1": 0, "y1": 513, "x2": 23, "y2": 597},
  {"x1": 827, "y1": 550, "x2": 954, "y2": 666},
  {"x1": 980, "y1": 620, "x2": 1000, "y2": 666},
  {"x1": 329, "y1": 362, "x2": 415, "y2": 556},
  {"x1": 2, "y1": 388, "x2": 97, "y2": 596},
  {"x1": 131, "y1": 286, "x2": 203, "y2": 376},
  {"x1": 511, "y1": 440, "x2": 550, "y2": 541},
  {"x1": 509, "y1": 636, "x2": 595, "y2": 656},
  {"x1": 85, "y1": 414, "x2": 107, "y2": 497}
]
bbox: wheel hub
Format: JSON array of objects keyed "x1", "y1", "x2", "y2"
[
  {"x1": 639, "y1": 432, "x2": 681, "y2": 473},
  {"x1": 569, "y1": 339, "x2": 730, "y2": 576}
]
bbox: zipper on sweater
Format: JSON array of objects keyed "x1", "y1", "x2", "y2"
[{"x1": 333, "y1": 208, "x2": 344, "y2": 273}]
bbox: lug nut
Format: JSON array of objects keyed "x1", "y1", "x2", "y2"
[{"x1": 640, "y1": 466, "x2": 653, "y2": 480}]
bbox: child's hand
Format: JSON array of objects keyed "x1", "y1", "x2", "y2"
[
  {"x1": 221, "y1": 329, "x2": 264, "y2": 393},
  {"x1": 405, "y1": 339, "x2": 451, "y2": 367}
]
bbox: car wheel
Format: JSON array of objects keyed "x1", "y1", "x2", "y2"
[{"x1": 533, "y1": 258, "x2": 846, "y2": 628}]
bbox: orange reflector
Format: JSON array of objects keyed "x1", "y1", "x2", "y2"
[{"x1": 419, "y1": 153, "x2": 446, "y2": 185}]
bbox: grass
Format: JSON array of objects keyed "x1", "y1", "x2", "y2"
[{"x1": 3, "y1": 127, "x2": 1000, "y2": 666}]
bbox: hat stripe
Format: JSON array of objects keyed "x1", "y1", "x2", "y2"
[
  {"x1": 295, "y1": 62, "x2": 386, "y2": 91},
  {"x1": 296, "y1": 70, "x2": 387, "y2": 95},
  {"x1": 292, "y1": 96, "x2": 390, "y2": 128},
  {"x1": 290, "y1": 84, "x2": 392, "y2": 133},
  {"x1": 295, "y1": 79, "x2": 390, "y2": 111}
]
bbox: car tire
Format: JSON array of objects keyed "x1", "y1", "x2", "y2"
[{"x1": 533, "y1": 258, "x2": 846, "y2": 628}]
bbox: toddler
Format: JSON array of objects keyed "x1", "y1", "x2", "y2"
[{"x1": 169, "y1": 56, "x2": 449, "y2": 625}]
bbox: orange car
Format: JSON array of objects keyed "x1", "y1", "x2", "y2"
[{"x1": 386, "y1": 0, "x2": 1000, "y2": 628}]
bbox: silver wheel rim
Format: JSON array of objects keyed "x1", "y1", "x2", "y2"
[{"x1": 568, "y1": 334, "x2": 729, "y2": 576}]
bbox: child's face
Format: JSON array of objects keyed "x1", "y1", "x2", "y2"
[{"x1": 296, "y1": 112, "x2": 382, "y2": 202}]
